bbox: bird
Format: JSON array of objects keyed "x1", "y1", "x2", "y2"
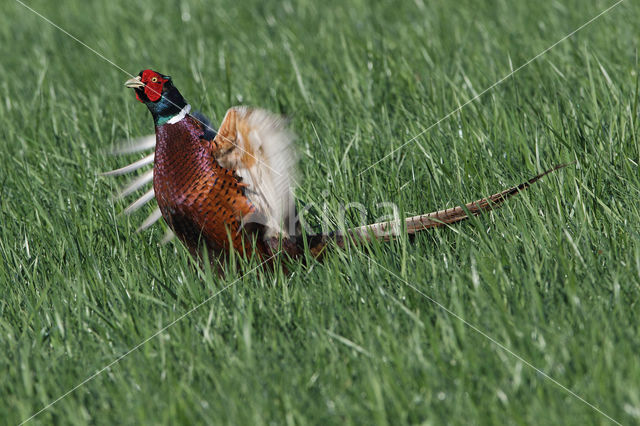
[{"x1": 106, "y1": 69, "x2": 569, "y2": 270}]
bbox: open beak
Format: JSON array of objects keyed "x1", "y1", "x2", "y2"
[{"x1": 124, "y1": 76, "x2": 145, "y2": 89}]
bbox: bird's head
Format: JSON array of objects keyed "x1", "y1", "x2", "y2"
[{"x1": 125, "y1": 69, "x2": 189, "y2": 125}]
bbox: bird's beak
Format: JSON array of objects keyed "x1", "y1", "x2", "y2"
[{"x1": 124, "y1": 76, "x2": 144, "y2": 89}]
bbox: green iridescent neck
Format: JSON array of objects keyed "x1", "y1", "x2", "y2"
[
  {"x1": 146, "y1": 84, "x2": 189, "y2": 126},
  {"x1": 156, "y1": 104, "x2": 191, "y2": 126}
]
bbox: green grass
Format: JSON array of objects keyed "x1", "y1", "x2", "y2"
[{"x1": 1, "y1": 0, "x2": 639, "y2": 424}]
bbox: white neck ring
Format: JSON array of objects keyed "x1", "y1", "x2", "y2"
[{"x1": 167, "y1": 104, "x2": 191, "y2": 124}]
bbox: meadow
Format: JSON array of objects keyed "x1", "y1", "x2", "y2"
[{"x1": 1, "y1": 0, "x2": 639, "y2": 424}]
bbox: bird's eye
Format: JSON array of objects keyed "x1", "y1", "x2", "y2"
[{"x1": 151, "y1": 77, "x2": 158, "y2": 83}]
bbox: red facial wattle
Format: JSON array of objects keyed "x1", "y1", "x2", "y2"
[{"x1": 140, "y1": 70, "x2": 168, "y2": 102}]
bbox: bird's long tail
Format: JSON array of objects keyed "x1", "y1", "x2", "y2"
[{"x1": 295, "y1": 163, "x2": 570, "y2": 258}]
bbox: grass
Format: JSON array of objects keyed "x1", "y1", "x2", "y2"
[{"x1": 1, "y1": 0, "x2": 639, "y2": 424}]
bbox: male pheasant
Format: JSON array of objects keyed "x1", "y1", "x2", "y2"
[{"x1": 107, "y1": 69, "x2": 568, "y2": 269}]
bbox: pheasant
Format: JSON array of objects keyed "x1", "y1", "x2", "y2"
[{"x1": 107, "y1": 69, "x2": 568, "y2": 269}]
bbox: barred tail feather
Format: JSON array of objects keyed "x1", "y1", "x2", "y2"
[
  {"x1": 300, "y1": 164, "x2": 570, "y2": 257},
  {"x1": 353, "y1": 163, "x2": 571, "y2": 241}
]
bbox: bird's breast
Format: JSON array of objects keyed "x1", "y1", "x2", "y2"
[{"x1": 152, "y1": 119, "x2": 258, "y2": 256}]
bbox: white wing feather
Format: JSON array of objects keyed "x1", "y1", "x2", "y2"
[
  {"x1": 214, "y1": 107, "x2": 298, "y2": 238},
  {"x1": 104, "y1": 135, "x2": 169, "y2": 239},
  {"x1": 112, "y1": 135, "x2": 156, "y2": 154},
  {"x1": 102, "y1": 153, "x2": 154, "y2": 176}
]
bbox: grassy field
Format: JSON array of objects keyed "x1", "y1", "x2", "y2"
[{"x1": 1, "y1": 0, "x2": 639, "y2": 424}]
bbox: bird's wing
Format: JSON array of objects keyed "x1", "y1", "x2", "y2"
[
  {"x1": 104, "y1": 133, "x2": 176, "y2": 243},
  {"x1": 103, "y1": 134, "x2": 160, "y2": 223},
  {"x1": 212, "y1": 106, "x2": 297, "y2": 238}
]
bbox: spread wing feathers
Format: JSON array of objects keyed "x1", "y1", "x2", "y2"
[
  {"x1": 102, "y1": 153, "x2": 154, "y2": 176},
  {"x1": 123, "y1": 188, "x2": 155, "y2": 215},
  {"x1": 137, "y1": 207, "x2": 163, "y2": 232},
  {"x1": 213, "y1": 106, "x2": 297, "y2": 238},
  {"x1": 347, "y1": 164, "x2": 570, "y2": 242},
  {"x1": 161, "y1": 229, "x2": 176, "y2": 245},
  {"x1": 112, "y1": 135, "x2": 157, "y2": 154},
  {"x1": 113, "y1": 169, "x2": 154, "y2": 200},
  {"x1": 103, "y1": 134, "x2": 169, "y2": 239}
]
